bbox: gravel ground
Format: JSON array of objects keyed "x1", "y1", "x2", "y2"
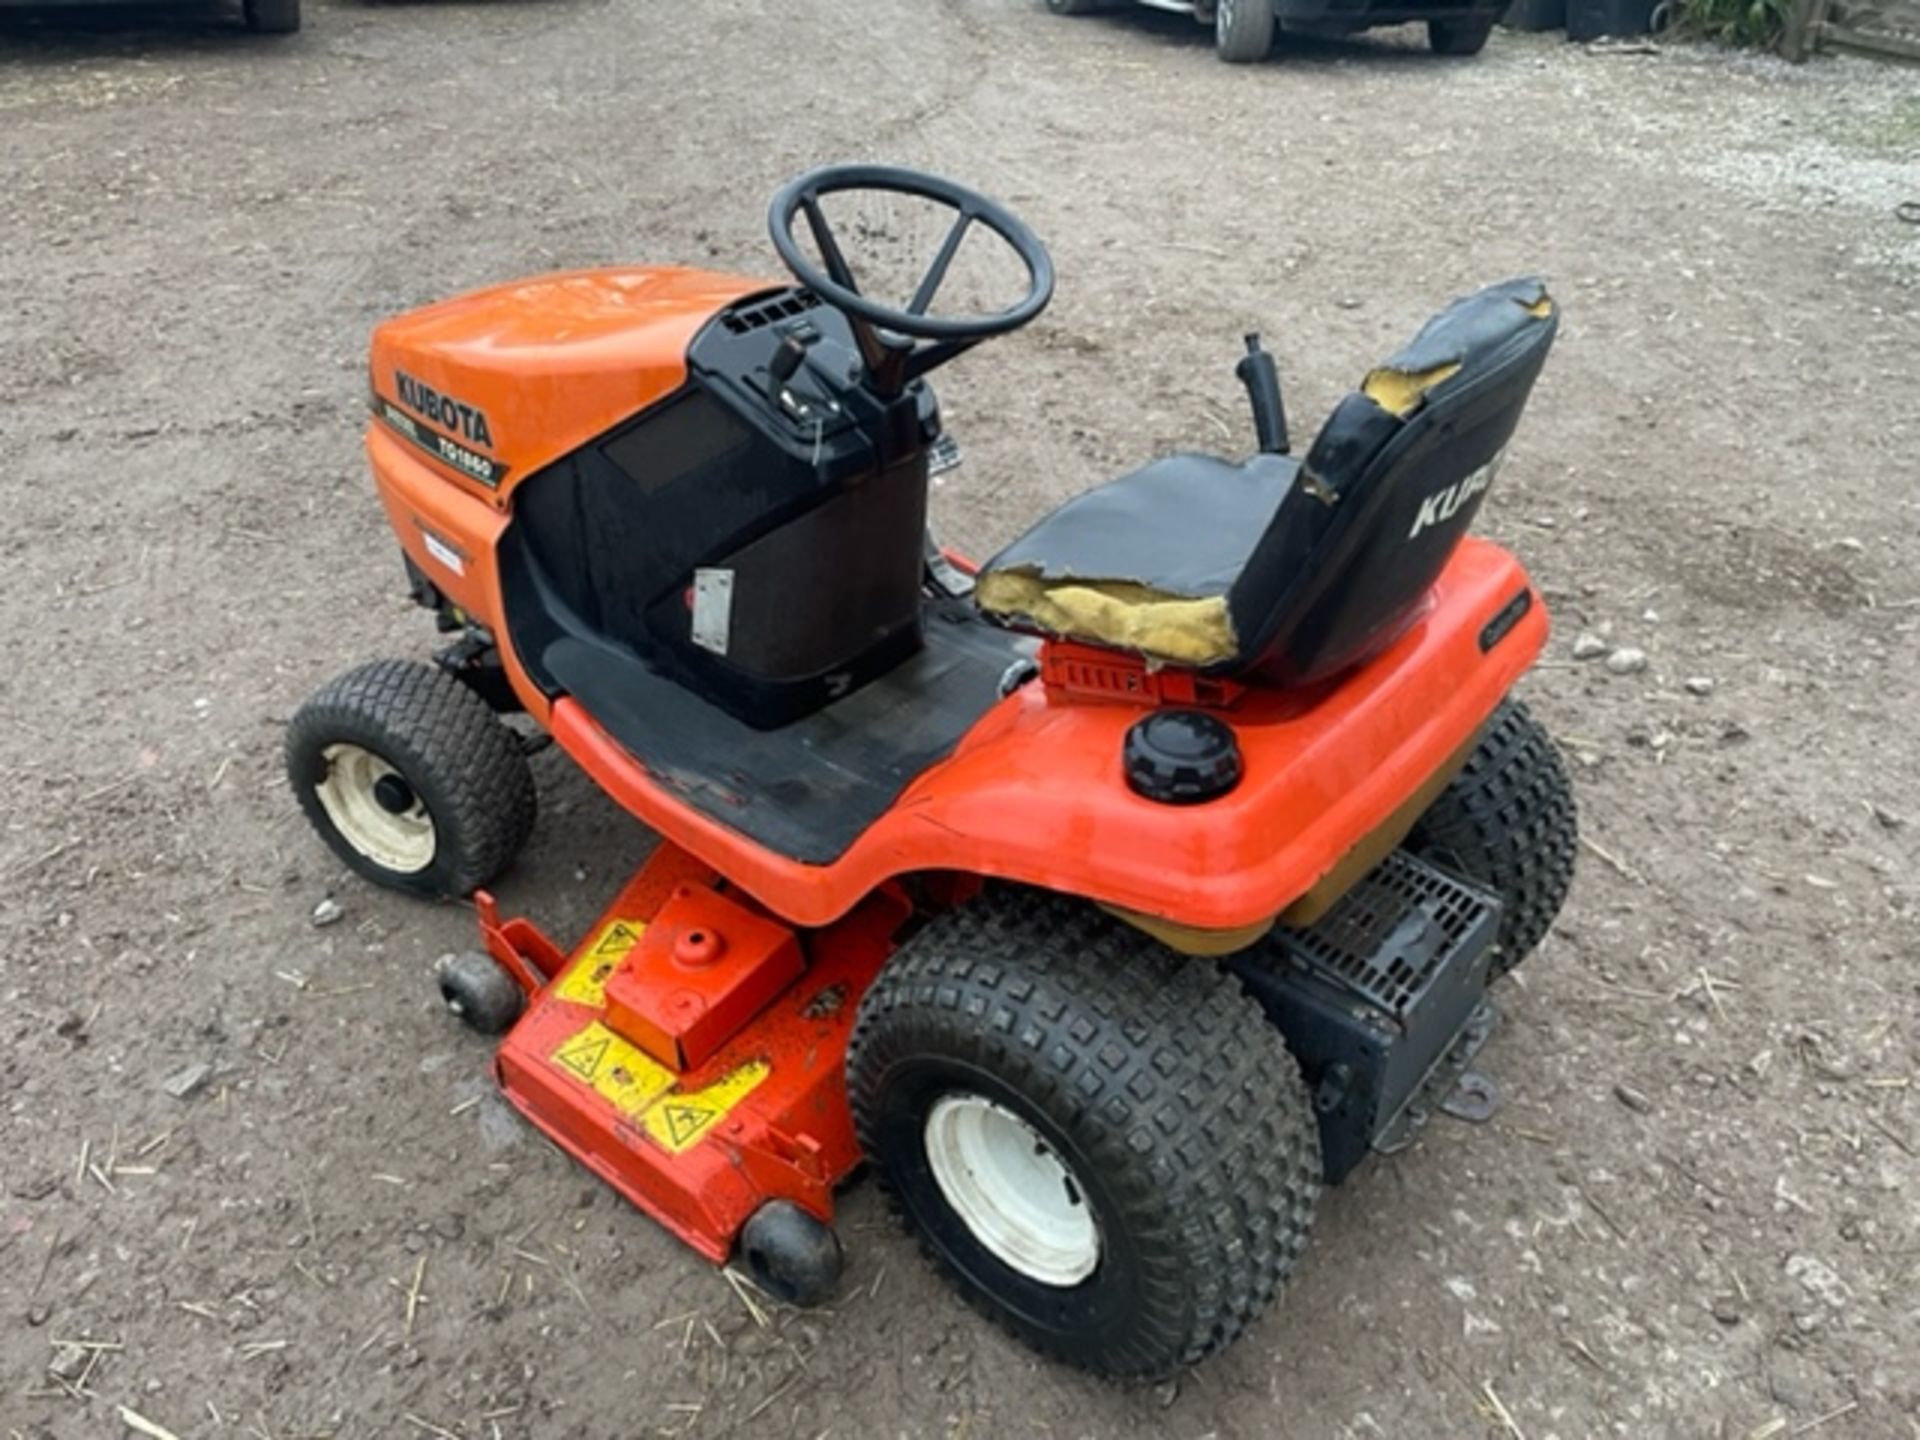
[{"x1": 2, "y1": 2, "x2": 1918, "y2": 1437}]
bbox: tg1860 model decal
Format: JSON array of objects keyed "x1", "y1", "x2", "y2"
[{"x1": 372, "y1": 378, "x2": 510, "y2": 488}]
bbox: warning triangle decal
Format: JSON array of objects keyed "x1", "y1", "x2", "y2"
[
  {"x1": 662, "y1": 1103, "x2": 715, "y2": 1147},
  {"x1": 593, "y1": 921, "x2": 642, "y2": 957},
  {"x1": 555, "y1": 1035, "x2": 610, "y2": 1081}
]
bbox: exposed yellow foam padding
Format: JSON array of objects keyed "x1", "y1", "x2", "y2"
[
  {"x1": 975, "y1": 569, "x2": 1237, "y2": 666},
  {"x1": 1362, "y1": 361, "x2": 1462, "y2": 418},
  {"x1": 1526, "y1": 295, "x2": 1555, "y2": 318}
]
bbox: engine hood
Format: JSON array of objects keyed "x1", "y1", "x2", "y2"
[{"x1": 368, "y1": 265, "x2": 773, "y2": 495}]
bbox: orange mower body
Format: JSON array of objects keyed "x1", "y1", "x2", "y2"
[{"x1": 289, "y1": 165, "x2": 1577, "y2": 1380}]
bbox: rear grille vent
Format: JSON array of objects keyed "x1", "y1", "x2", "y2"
[
  {"x1": 1279, "y1": 850, "x2": 1494, "y2": 1019},
  {"x1": 721, "y1": 290, "x2": 818, "y2": 335}
]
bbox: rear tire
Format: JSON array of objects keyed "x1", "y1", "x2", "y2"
[
  {"x1": 243, "y1": 0, "x2": 301, "y2": 33},
  {"x1": 1428, "y1": 14, "x2": 1494, "y2": 52},
  {"x1": 847, "y1": 889, "x2": 1321, "y2": 1379},
  {"x1": 1215, "y1": 0, "x2": 1277, "y2": 61},
  {"x1": 1407, "y1": 697, "x2": 1576, "y2": 976},
  {"x1": 286, "y1": 659, "x2": 537, "y2": 898}
]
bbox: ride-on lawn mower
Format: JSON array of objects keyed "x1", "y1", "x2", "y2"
[{"x1": 288, "y1": 164, "x2": 1576, "y2": 1379}]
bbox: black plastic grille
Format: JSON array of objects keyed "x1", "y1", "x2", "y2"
[
  {"x1": 1280, "y1": 850, "x2": 1496, "y2": 1018},
  {"x1": 721, "y1": 290, "x2": 818, "y2": 335}
]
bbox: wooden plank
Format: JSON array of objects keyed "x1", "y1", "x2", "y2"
[{"x1": 1819, "y1": 19, "x2": 1920, "y2": 58}]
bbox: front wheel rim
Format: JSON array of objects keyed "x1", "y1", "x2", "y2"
[
  {"x1": 923, "y1": 1094, "x2": 1101, "y2": 1286},
  {"x1": 313, "y1": 742, "x2": 437, "y2": 873}
]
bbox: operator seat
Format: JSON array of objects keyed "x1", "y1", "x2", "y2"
[{"x1": 975, "y1": 278, "x2": 1558, "y2": 687}]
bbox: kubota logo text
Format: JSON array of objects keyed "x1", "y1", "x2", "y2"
[
  {"x1": 396, "y1": 370, "x2": 494, "y2": 450},
  {"x1": 1408, "y1": 455, "x2": 1501, "y2": 540}
]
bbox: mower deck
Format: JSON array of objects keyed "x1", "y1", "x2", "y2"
[{"x1": 482, "y1": 844, "x2": 911, "y2": 1261}]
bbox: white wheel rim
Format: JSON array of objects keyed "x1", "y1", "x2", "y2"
[
  {"x1": 313, "y1": 743, "x2": 437, "y2": 873},
  {"x1": 923, "y1": 1094, "x2": 1100, "y2": 1286}
]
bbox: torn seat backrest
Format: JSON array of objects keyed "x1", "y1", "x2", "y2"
[{"x1": 1227, "y1": 277, "x2": 1558, "y2": 687}]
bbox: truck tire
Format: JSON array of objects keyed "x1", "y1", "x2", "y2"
[
  {"x1": 1428, "y1": 14, "x2": 1494, "y2": 52},
  {"x1": 847, "y1": 889, "x2": 1322, "y2": 1379},
  {"x1": 286, "y1": 659, "x2": 536, "y2": 898},
  {"x1": 1215, "y1": 0, "x2": 1277, "y2": 60},
  {"x1": 1407, "y1": 697, "x2": 1576, "y2": 975},
  {"x1": 244, "y1": 0, "x2": 301, "y2": 33}
]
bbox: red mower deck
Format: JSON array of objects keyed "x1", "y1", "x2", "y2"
[{"x1": 478, "y1": 844, "x2": 909, "y2": 1260}]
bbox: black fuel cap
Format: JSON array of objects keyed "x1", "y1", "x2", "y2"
[{"x1": 1123, "y1": 709, "x2": 1242, "y2": 804}]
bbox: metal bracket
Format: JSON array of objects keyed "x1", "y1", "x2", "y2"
[{"x1": 1373, "y1": 1002, "x2": 1500, "y2": 1155}]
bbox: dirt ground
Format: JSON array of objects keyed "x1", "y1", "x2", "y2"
[{"x1": 3, "y1": 1, "x2": 1918, "y2": 1436}]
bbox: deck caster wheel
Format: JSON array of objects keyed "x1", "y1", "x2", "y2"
[
  {"x1": 737, "y1": 1201, "x2": 843, "y2": 1308},
  {"x1": 848, "y1": 889, "x2": 1322, "y2": 1379},
  {"x1": 286, "y1": 659, "x2": 537, "y2": 898},
  {"x1": 436, "y1": 951, "x2": 524, "y2": 1036}
]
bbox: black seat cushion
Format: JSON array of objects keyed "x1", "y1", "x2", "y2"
[
  {"x1": 972, "y1": 453, "x2": 1299, "y2": 666},
  {"x1": 976, "y1": 278, "x2": 1558, "y2": 685}
]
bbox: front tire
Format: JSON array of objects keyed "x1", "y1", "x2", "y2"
[
  {"x1": 847, "y1": 890, "x2": 1322, "y2": 1379},
  {"x1": 1428, "y1": 14, "x2": 1494, "y2": 52},
  {"x1": 286, "y1": 659, "x2": 537, "y2": 898},
  {"x1": 1215, "y1": 0, "x2": 1277, "y2": 61},
  {"x1": 1407, "y1": 697, "x2": 1577, "y2": 975}
]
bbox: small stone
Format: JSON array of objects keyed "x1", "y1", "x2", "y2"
[
  {"x1": 26, "y1": 1304, "x2": 51, "y2": 1327},
  {"x1": 1572, "y1": 631, "x2": 1610, "y2": 661},
  {"x1": 163, "y1": 1062, "x2": 213, "y2": 1100},
  {"x1": 1153, "y1": 1379, "x2": 1180, "y2": 1408},
  {"x1": 1684, "y1": 676, "x2": 1715, "y2": 695},
  {"x1": 1770, "y1": 1366, "x2": 1816, "y2": 1410},
  {"x1": 1785, "y1": 1254, "x2": 1851, "y2": 1309},
  {"x1": 1710, "y1": 1294, "x2": 1741, "y2": 1325},
  {"x1": 1605, "y1": 647, "x2": 1649, "y2": 675},
  {"x1": 48, "y1": 1342, "x2": 89, "y2": 1380},
  {"x1": 1613, "y1": 1082, "x2": 1653, "y2": 1113},
  {"x1": 311, "y1": 896, "x2": 344, "y2": 928},
  {"x1": 1869, "y1": 804, "x2": 1905, "y2": 831}
]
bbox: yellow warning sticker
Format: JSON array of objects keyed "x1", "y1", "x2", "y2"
[
  {"x1": 550, "y1": 1021, "x2": 676, "y2": 1119},
  {"x1": 641, "y1": 1059, "x2": 772, "y2": 1154},
  {"x1": 552, "y1": 918, "x2": 647, "y2": 1009}
]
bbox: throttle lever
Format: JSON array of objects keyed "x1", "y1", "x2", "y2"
[{"x1": 1235, "y1": 333, "x2": 1290, "y2": 456}]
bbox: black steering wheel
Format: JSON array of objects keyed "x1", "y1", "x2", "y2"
[{"x1": 768, "y1": 164, "x2": 1054, "y2": 390}]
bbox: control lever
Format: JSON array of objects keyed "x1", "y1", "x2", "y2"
[
  {"x1": 769, "y1": 332, "x2": 824, "y2": 423},
  {"x1": 1235, "y1": 333, "x2": 1290, "y2": 456},
  {"x1": 770, "y1": 334, "x2": 808, "y2": 387}
]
